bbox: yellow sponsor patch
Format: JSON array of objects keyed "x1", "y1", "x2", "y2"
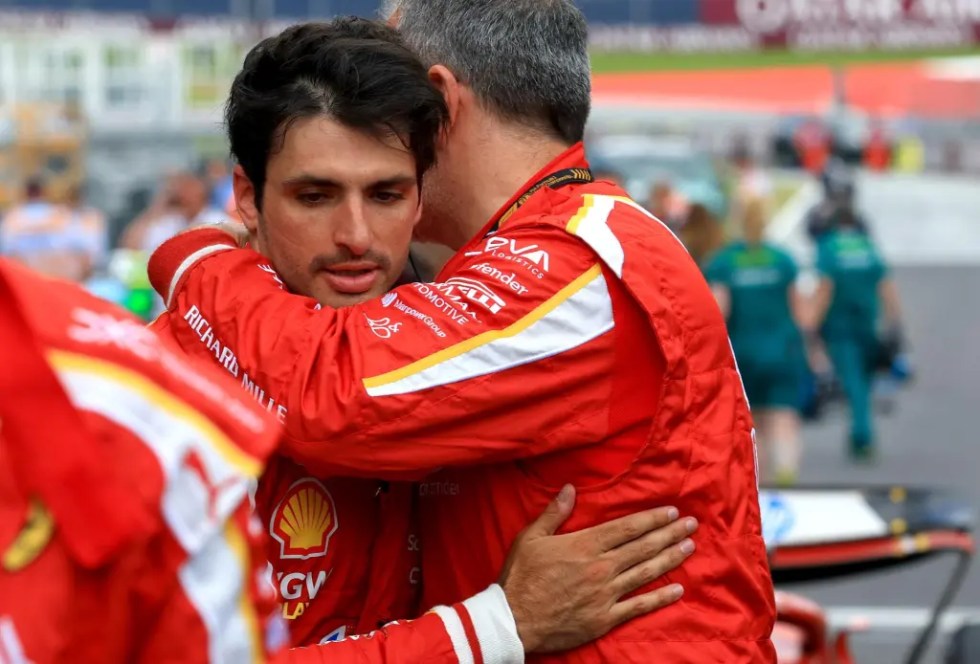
[{"x1": 3, "y1": 498, "x2": 54, "y2": 572}]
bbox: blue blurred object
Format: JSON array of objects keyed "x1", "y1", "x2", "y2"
[
  {"x1": 0, "y1": 0, "x2": 703, "y2": 22},
  {"x1": 84, "y1": 249, "x2": 157, "y2": 322},
  {"x1": 799, "y1": 367, "x2": 837, "y2": 421},
  {"x1": 891, "y1": 353, "x2": 915, "y2": 383},
  {"x1": 16, "y1": 0, "x2": 233, "y2": 13},
  {"x1": 647, "y1": 0, "x2": 699, "y2": 24},
  {"x1": 85, "y1": 274, "x2": 131, "y2": 309}
]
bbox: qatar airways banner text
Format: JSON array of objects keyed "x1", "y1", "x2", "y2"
[{"x1": 590, "y1": 0, "x2": 980, "y2": 52}]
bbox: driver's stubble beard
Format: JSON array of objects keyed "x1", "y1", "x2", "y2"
[{"x1": 251, "y1": 212, "x2": 406, "y2": 305}]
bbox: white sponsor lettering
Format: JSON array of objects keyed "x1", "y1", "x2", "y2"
[
  {"x1": 257, "y1": 263, "x2": 286, "y2": 289},
  {"x1": 278, "y1": 570, "x2": 328, "y2": 601},
  {"x1": 464, "y1": 236, "x2": 550, "y2": 279},
  {"x1": 65, "y1": 308, "x2": 267, "y2": 433},
  {"x1": 68, "y1": 307, "x2": 157, "y2": 361},
  {"x1": 182, "y1": 305, "x2": 287, "y2": 424},
  {"x1": 183, "y1": 305, "x2": 240, "y2": 376},
  {"x1": 468, "y1": 263, "x2": 530, "y2": 295},
  {"x1": 385, "y1": 295, "x2": 447, "y2": 338},
  {"x1": 412, "y1": 283, "x2": 474, "y2": 325},
  {"x1": 738, "y1": 0, "x2": 980, "y2": 34},
  {"x1": 589, "y1": 25, "x2": 757, "y2": 52},
  {"x1": 441, "y1": 277, "x2": 507, "y2": 314},
  {"x1": 790, "y1": 21, "x2": 971, "y2": 48},
  {"x1": 365, "y1": 315, "x2": 402, "y2": 339},
  {"x1": 241, "y1": 371, "x2": 288, "y2": 424}
]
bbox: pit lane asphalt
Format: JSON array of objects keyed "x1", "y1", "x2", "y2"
[{"x1": 770, "y1": 172, "x2": 980, "y2": 663}]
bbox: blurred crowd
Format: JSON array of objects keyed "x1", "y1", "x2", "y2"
[
  {"x1": 583, "y1": 107, "x2": 923, "y2": 488},
  {"x1": 596, "y1": 146, "x2": 912, "y2": 487},
  {"x1": 0, "y1": 159, "x2": 234, "y2": 317}
]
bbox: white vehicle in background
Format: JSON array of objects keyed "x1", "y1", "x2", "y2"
[
  {"x1": 760, "y1": 484, "x2": 975, "y2": 664},
  {"x1": 585, "y1": 133, "x2": 730, "y2": 220}
]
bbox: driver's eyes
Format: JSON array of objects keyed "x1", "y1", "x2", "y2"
[
  {"x1": 374, "y1": 191, "x2": 404, "y2": 203},
  {"x1": 298, "y1": 193, "x2": 327, "y2": 205}
]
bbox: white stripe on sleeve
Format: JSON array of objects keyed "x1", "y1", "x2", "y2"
[
  {"x1": 167, "y1": 244, "x2": 234, "y2": 307},
  {"x1": 462, "y1": 584, "x2": 525, "y2": 664},
  {"x1": 432, "y1": 605, "x2": 476, "y2": 664}
]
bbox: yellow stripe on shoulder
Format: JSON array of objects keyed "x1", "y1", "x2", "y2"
[
  {"x1": 46, "y1": 349, "x2": 262, "y2": 477},
  {"x1": 566, "y1": 194, "x2": 596, "y2": 235},
  {"x1": 363, "y1": 264, "x2": 603, "y2": 391}
]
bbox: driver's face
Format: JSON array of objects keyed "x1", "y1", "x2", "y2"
[{"x1": 234, "y1": 115, "x2": 420, "y2": 307}]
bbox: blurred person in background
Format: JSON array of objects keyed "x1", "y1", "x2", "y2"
[
  {"x1": 810, "y1": 193, "x2": 905, "y2": 462},
  {"x1": 678, "y1": 203, "x2": 724, "y2": 268},
  {"x1": 0, "y1": 178, "x2": 99, "y2": 283},
  {"x1": 730, "y1": 139, "x2": 773, "y2": 210},
  {"x1": 863, "y1": 118, "x2": 892, "y2": 172},
  {"x1": 591, "y1": 166, "x2": 625, "y2": 189},
  {"x1": 204, "y1": 156, "x2": 235, "y2": 210},
  {"x1": 646, "y1": 180, "x2": 688, "y2": 232},
  {"x1": 705, "y1": 198, "x2": 807, "y2": 486},
  {"x1": 120, "y1": 171, "x2": 226, "y2": 253},
  {"x1": 893, "y1": 128, "x2": 926, "y2": 173},
  {"x1": 149, "y1": 0, "x2": 776, "y2": 658},
  {"x1": 806, "y1": 159, "x2": 868, "y2": 243},
  {"x1": 794, "y1": 117, "x2": 832, "y2": 174},
  {"x1": 65, "y1": 185, "x2": 109, "y2": 273}
]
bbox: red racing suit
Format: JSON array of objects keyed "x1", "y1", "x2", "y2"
[
  {"x1": 0, "y1": 259, "x2": 522, "y2": 664},
  {"x1": 148, "y1": 143, "x2": 777, "y2": 662},
  {"x1": 151, "y1": 313, "x2": 420, "y2": 648}
]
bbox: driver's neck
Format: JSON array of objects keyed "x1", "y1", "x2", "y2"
[{"x1": 448, "y1": 125, "x2": 570, "y2": 249}]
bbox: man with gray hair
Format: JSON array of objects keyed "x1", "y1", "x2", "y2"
[{"x1": 147, "y1": 2, "x2": 777, "y2": 660}]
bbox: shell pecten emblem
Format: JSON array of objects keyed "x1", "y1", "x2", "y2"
[{"x1": 270, "y1": 478, "x2": 339, "y2": 560}]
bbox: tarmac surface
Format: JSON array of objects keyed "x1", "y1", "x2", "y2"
[{"x1": 770, "y1": 172, "x2": 980, "y2": 663}]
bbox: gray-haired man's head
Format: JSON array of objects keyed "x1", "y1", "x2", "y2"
[{"x1": 383, "y1": 0, "x2": 591, "y2": 145}]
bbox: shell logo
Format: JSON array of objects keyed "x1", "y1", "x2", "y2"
[{"x1": 269, "y1": 478, "x2": 339, "y2": 560}]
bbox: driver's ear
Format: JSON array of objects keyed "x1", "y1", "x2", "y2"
[
  {"x1": 232, "y1": 165, "x2": 260, "y2": 239},
  {"x1": 428, "y1": 64, "x2": 461, "y2": 129}
]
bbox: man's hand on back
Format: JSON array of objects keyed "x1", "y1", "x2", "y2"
[{"x1": 499, "y1": 485, "x2": 697, "y2": 653}]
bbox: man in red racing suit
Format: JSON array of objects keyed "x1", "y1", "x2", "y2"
[
  {"x1": 0, "y1": 258, "x2": 525, "y2": 664},
  {"x1": 147, "y1": 142, "x2": 777, "y2": 662}
]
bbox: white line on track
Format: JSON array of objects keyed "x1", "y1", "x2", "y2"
[
  {"x1": 826, "y1": 607, "x2": 980, "y2": 633},
  {"x1": 768, "y1": 180, "x2": 819, "y2": 266}
]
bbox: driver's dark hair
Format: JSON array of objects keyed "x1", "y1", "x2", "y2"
[{"x1": 225, "y1": 18, "x2": 448, "y2": 208}]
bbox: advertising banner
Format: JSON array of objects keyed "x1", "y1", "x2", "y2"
[{"x1": 591, "y1": 0, "x2": 980, "y2": 52}]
